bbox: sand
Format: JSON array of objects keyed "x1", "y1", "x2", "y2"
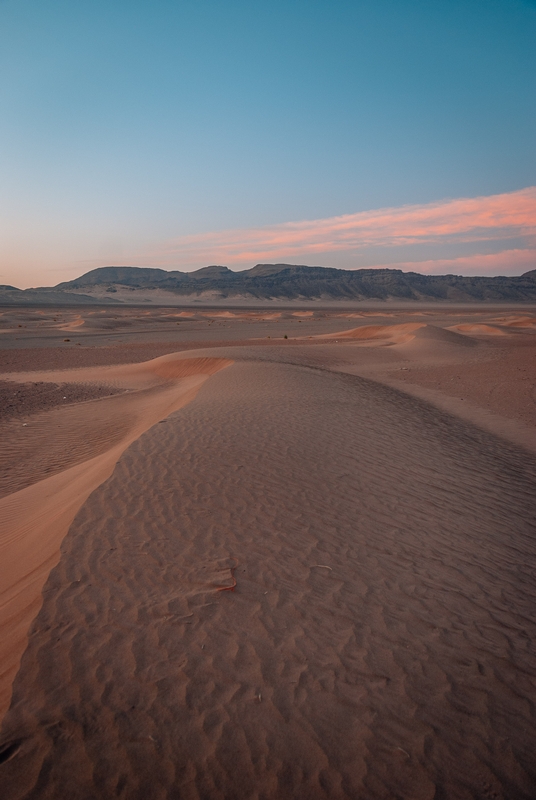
[
  {"x1": 317, "y1": 322, "x2": 425, "y2": 343},
  {"x1": 0, "y1": 305, "x2": 535, "y2": 799},
  {"x1": 447, "y1": 323, "x2": 506, "y2": 336},
  {"x1": 0, "y1": 354, "x2": 231, "y2": 721}
]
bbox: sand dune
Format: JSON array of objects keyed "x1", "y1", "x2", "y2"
[
  {"x1": 447, "y1": 323, "x2": 506, "y2": 335},
  {"x1": 56, "y1": 316, "x2": 85, "y2": 332},
  {"x1": 2, "y1": 353, "x2": 228, "y2": 394},
  {"x1": 317, "y1": 322, "x2": 480, "y2": 349},
  {"x1": 392, "y1": 325, "x2": 479, "y2": 363},
  {"x1": 334, "y1": 312, "x2": 397, "y2": 319},
  {"x1": 0, "y1": 355, "x2": 231, "y2": 719},
  {"x1": 0, "y1": 306, "x2": 535, "y2": 799},
  {"x1": 317, "y1": 322, "x2": 425, "y2": 344},
  {"x1": 201, "y1": 311, "x2": 282, "y2": 320},
  {"x1": 0, "y1": 360, "x2": 228, "y2": 499},
  {"x1": 489, "y1": 315, "x2": 536, "y2": 328},
  {"x1": 2, "y1": 360, "x2": 535, "y2": 799}
]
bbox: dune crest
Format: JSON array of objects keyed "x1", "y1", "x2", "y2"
[
  {"x1": 317, "y1": 322, "x2": 425, "y2": 344},
  {"x1": 447, "y1": 323, "x2": 507, "y2": 335},
  {"x1": 489, "y1": 315, "x2": 536, "y2": 328},
  {"x1": 0, "y1": 355, "x2": 232, "y2": 719}
]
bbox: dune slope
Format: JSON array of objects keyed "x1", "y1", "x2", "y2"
[
  {"x1": 0, "y1": 356, "x2": 232, "y2": 719},
  {"x1": 1, "y1": 359, "x2": 535, "y2": 799}
]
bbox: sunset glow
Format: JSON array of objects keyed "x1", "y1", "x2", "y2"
[
  {"x1": 137, "y1": 187, "x2": 536, "y2": 276},
  {"x1": 1, "y1": 1, "x2": 535, "y2": 286}
]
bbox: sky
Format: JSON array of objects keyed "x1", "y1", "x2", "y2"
[{"x1": 0, "y1": 0, "x2": 535, "y2": 288}]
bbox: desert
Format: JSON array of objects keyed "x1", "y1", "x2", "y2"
[
  {"x1": 0, "y1": 302, "x2": 535, "y2": 799},
  {"x1": 4, "y1": 0, "x2": 536, "y2": 794}
]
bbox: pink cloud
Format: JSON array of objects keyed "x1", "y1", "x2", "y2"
[
  {"x1": 377, "y1": 248, "x2": 536, "y2": 277},
  {"x1": 137, "y1": 186, "x2": 536, "y2": 268}
]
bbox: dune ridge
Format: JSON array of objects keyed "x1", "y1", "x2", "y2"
[
  {"x1": 1, "y1": 360, "x2": 536, "y2": 798},
  {"x1": 315, "y1": 322, "x2": 425, "y2": 343},
  {"x1": 0, "y1": 355, "x2": 232, "y2": 718},
  {"x1": 489, "y1": 315, "x2": 536, "y2": 328},
  {"x1": 447, "y1": 323, "x2": 506, "y2": 336}
]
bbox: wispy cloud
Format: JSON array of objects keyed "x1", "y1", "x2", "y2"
[
  {"x1": 378, "y1": 248, "x2": 536, "y2": 277},
  {"x1": 135, "y1": 187, "x2": 536, "y2": 273}
]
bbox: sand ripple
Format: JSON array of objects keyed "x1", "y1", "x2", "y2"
[{"x1": 1, "y1": 361, "x2": 536, "y2": 798}]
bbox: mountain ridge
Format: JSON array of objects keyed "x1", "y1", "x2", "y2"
[
  {"x1": 1, "y1": 264, "x2": 536, "y2": 305},
  {"x1": 56, "y1": 264, "x2": 536, "y2": 302}
]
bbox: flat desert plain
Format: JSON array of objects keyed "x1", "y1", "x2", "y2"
[{"x1": 0, "y1": 304, "x2": 535, "y2": 800}]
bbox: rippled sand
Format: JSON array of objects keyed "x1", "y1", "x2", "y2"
[
  {"x1": 2, "y1": 352, "x2": 536, "y2": 798},
  {"x1": 1, "y1": 307, "x2": 535, "y2": 799}
]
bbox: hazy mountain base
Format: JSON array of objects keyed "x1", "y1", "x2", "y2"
[
  {"x1": 58, "y1": 264, "x2": 536, "y2": 302},
  {"x1": 0, "y1": 287, "x2": 113, "y2": 306},
  {"x1": 2, "y1": 264, "x2": 536, "y2": 305}
]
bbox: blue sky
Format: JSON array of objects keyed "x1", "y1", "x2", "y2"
[{"x1": 1, "y1": 0, "x2": 535, "y2": 286}]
